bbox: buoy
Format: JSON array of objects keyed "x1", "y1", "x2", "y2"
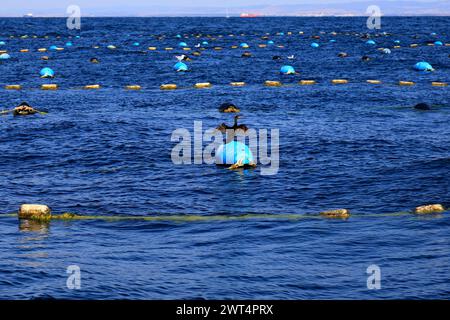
[
  {"x1": 19, "y1": 49, "x2": 29, "y2": 53},
  {"x1": 382, "y1": 48, "x2": 391, "y2": 54},
  {"x1": 66, "y1": 42, "x2": 73, "y2": 47},
  {"x1": 18, "y1": 204, "x2": 51, "y2": 221},
  {"x1": 265, "y1": 80, "x2": 282, "y2": 87},
  {"x1": 107, "y1": 45, "x2": 116, "y2": 50},
  {"x1": 299, "y1": 80, "x2": 316, "y2": 85},
  {"x1": 126, "y1": 85, "x2": 141, "y2": 90},
  {"x1": 173, "y1": 61, "x2": 188, "y2": 72},
  {"x1": 414, "y1": 204, "x2": 445, "y2": 214},
  {"x1": 41, "y1": 56, "x2": 49, "y2": 60},
  {"x1": 214, "y1": 47, "x2": 223, "y2": 51},
  {"x1": 41, "y1": 84, "x2": 58, "y2": 90},
  {"x1": 414, "y1": 61, "x2": 434, "y2": 71},
  {"x1": 219, "y1": 102, "x2": 240, "y2": 113},
  {"x1": 434, "y1": 41, "x2": 443, "y2": 46},
  {"x1": 320, "y1": 209, "x2": 350, "y2": 218},
  {"x1": 0, "y1": 41, "x2": 5, "y2": 45},
  {"x1": 338, "y1": 52, "x2": 348, "y2": 58},
  {"x1": 178, "y1": 42, "x2": 188, "y2": 47},
  {"x1": 49, "y1": 45, "x2": 58, "y2": 51},
  {"x1": 240, "y1": 43, "x2": 249, "y2": 48},
  {"x1": 148, "y1": 47, "x2": 157, "y2": 50},
  {"x1": 202, "y1": 41, "x2": 209, "y2": 45},
  {"x1": 431, "y1": 82, "x2": 448, "y2": 87},
  {"x1": 56, "y1": 47, "x2": 64, "y2": 51},
  {"x1": 367, "y1": 80, "x2": 382, "y2": 84},
  {"x1": 0, "y1": 53, "x2": 11, "y2": 59},
  {"x1": 160, "y1": 84, "x2": 177, "y2": 90},
  {"x1": 258, "y1": 44, "x2": 267, "y2": 48},
  {"x1": 280, "y1": 65, "x2": 296, "y2": 74},
  {"x1": 194, "y1": 82, "x2": 211, "y2": 88},
  {"x1": 241, "y1": 51, "x2": 252, "y2": 57},
  {"x1": 5, "y1": 85, "x2": 22, "y2": 90},
  {"x1": 331, "y1": 79, "x2": 348, "y2": 84},
  {"x1": 132, "y1": 42, "x2": 140, "y2": 46},
  {"x1": 230, "y1": 82, "x2": 245, "y2": 86},
  {"x1": 183, "y1": 47, "x2": 191, "y2": 51},
  {"x1": 414, "y1": 103, "x2": 431, "y2": 110},
  {"x1": 410, "y1": 44, "x2": 419, "y2": 47},
  {"x1": 165, "y1": 47, "x2": 173, "y2": 51},
  {"x1": 310, "y1": 42, "x2": 319, "y2": 48},
  {"x1": 38, "y1": 48, "x2": 47, "y2": 52},
  {"x1": 399, "y1": 81, "x2": 415, "y2": 86},
  {"x1": 231, "y1": 45, "x2": 238, "y2": 49},
  {"x1": 215, "y1": 141, "x2": 255, "y2": 166},
  {"x1": 267, "y1": 40, "x2": 274, "y2": 45},
  {"x1": 84, "y1": 84, "x2": 101, "y2": 89},
  {"x1": 39, "y1": 67, "x2": 55, "y2": 78},
  {"x1": 366, "y1": 40, "x2": 376, "y2": 45}
]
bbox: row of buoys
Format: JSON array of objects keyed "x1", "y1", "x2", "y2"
[
  {"x1": 3, "y1": 80, "x2": 447, "y2": 91},
  {"x1": 12, "y1": 203, "x2": 446, "y2": 222}
]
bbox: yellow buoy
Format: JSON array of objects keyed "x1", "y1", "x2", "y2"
[
  {"x1": 183, "y1": 47, "x2": 191, "y2": 51},
  {"x1": 393, "y1": 45, "x2": 401, "y2": 49},
  {"x1": 265, "y1": 80, "x2": 282, "y2": 87},
  {"x1": 399, "y1": 81, "x2": 414, "y2": 86},
  {"x1": 20, "y1": 49, "x2": 29, "y2": 53},
  {"x1": 84, "y1": 84, "x2": 101, "y2": 90},
  {"x1": 38, "y1": 48, "x2": 47, "y2": 52},
  {"x1": 332, "y1": 79, "x2": 348, "y2": 84},
  {"x1": 431, "y1": 82, "x2": 448, "y2": 87},
  {"x1": 230, "y1": 82, "x2": 245, "y2": 86},
  {"x1": 410, "y1": 44, "x2": 419, "y2": 47},
  {"x1": 0, "y1": 50, "x2": 7, "y2": 54},
  {"x1": 56, "y1": 47, "x2": 64, "y2": 51},
  {"x1": 414, "y1": 204, "x2": 445, "y2": 214},
  {"x1": 148, "y1": 47, "x2": 157, "y2": 50},
  {"x1": 160, "y1": 84, "x2": 177, "y2": 90},
  {"x1": 427, "y1": 43, "x2": 434, "y2": 46},
  {"x1": 165, "y1": 47, "x2": 173, "y2": 51},
  {"x1": 194, "y1": 82, "x2": 212, "y2": 88},
  {"x1": 445, "y1": 43, "x2": 450, "y2": 47},
  {"x1": 367, "y1": 80, "x2": 382, "y2": 84},
  {"x1": 41, "y1": 84, "x2": 58, "y2": 90},
  {"x1": 299, "y1": 80, "x2": 316, "y2": 85},
  {"x1": 320, "y1": 209, "x2": 350, "y2": 219},
  {"x1": 5, "y1": 85, "x2": 22, "y2": 90},
  {"x1": 214, "y1": 47, "x2": 223, "y2": 50},
  {"x1": 18, "y1": 204, "x2": 52, "y2": 220},
  {"x1": 231, "y1": 45, "x2": 238, "y2": 49},
  {"x1": 126, "y1": 85, "x2": 141, "y2": 90}
]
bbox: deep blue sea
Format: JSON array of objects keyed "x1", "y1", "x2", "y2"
[{"x1": 0, "y1": 17, "x2": 449, "y2": 299}]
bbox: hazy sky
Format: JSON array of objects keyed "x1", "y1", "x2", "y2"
[{"x1": 1, "y1": 0, "x2": 448, "y2": 16}]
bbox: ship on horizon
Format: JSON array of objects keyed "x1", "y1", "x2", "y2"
[{"x1": 240, "y1": 12, "x2": 262, "y2": 18}]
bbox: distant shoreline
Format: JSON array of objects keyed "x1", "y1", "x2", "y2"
[{"x1": 0, "y1": 15, "x2": 449, "y2": 18}]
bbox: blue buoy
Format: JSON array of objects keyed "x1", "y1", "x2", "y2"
[
  {"x1": 178, "y1": 42, "x2": 187, "y2": 47},
  {"x1": 394, "y1": 40, "x2": 400, "y2": 44},
  {"x1": 215, "y1": 141, "x2": 255, "y2": 166},
  {"x1": 240, "y1": 42, "x2": 249, "y2": 48},
  {"x1": 75, "y1": 35, "x2": 81, "y2": 39},
  {"x1": 311, "y1": 42, "x2": 319, "y2": 48},
  {"x1": 39, "y1": 67, "x2": 55, "y2": 78},
  {"x1": 176, "y1": 34, "x2": 182, "y2": 38},
  {"x1": 366, "y1": 40, "x2": 376, "y2": 45},
  {"x1": 280, "y1": 65, "x2": 296, "y2": 74},
  {"x1": 65, "y1": 42, "x2": 73, "y2": 47},
  {"x1": 49, "y1": 45, "x2": 58, "y2": 51},
  {"x1": 0, "y1": 41, "x2": 5, "y2": 45},
  {"x1": 434, "y1": 41, "x2": 443, "y2": 46},
  {"x1": 0, "y1": 53, "x2": 11, "y2": 60},
  {"x1": 413, "y1": 61, "x2": 434, "y2": 71},
  {"x1": 329, "y1": 39, "x2": 336, "y2": 43},
  {"x1": 132, "y1": 42, "x2": 140, "y2": 46},
  {"x1": 173, "y1": 61, "x2": 188, "y2": 72},
  {"x1": 202, "y1": 41, "x2": 209, "y2": 45},
  {"x1": 267, "y1": 40, "x2": 274, "y2": 45}
]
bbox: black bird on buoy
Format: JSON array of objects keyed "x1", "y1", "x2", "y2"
[{"x1": 216, "y1": 115, "x2": 248, "y2": 133}]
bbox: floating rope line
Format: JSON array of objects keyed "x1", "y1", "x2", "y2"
[
  {"x1": 2, "y1": 80, "x2": 448, "y2": 92},
  {"x1": 0, "y1": 204, "x2": 446, "y2": 224}
]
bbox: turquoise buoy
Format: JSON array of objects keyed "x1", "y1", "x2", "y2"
[
  {"x1": 0, "y1": 41, "x2": 6, "y2": 45},
  {"x1": 132, "y1": 42, "x2": 140, "y2": 46},
  {"x1": 413, "y1": 61, "x2": 434, "y2": 71},
  {"x1": 40, "y1": 67, "x2": 55, "y2": 78},
  {"x1": 215, "y1": 141, "x2": 255, "y2": 165},
  {"x1": 240, "y1": 42, "x2": 249, "y2": 48},
  {"x1": 267, "y1": 40, "x2": 274, "y2": 45},
  {"x1": 173, "y1": 61, "x2": 188, "y2": 71},
  {"x1": 0, "y1": 53, "x2": 11, "y2": 59},
  {"x1": 178, "y1": 42, "x2": 187, "y2": 47},
  {"x1": 434, "y1": 41, "x2": 443, "y2": 46},
  {"x1": 49, "y1": 45, "x2": 58, "y2": 51},
  {"x1": 65, "y1": 42, "x2": 73, "y2": 47},
  {"x1": 366, "y1": 40, "x2": 376, "y2": 45},
  {"x1": 202, "y1": 41, "x2": 209, "y2": 45},
  {"x1": 280, "y1": 65, "x2": 296, "y2": 74},
  {"x1": 311, "y1": 42, "x2": 319, "y2": 48}
]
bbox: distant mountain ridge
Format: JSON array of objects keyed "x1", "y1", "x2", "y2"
[{"x1": 2, "y1": 0, "x2": 450, "y2": 17}]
